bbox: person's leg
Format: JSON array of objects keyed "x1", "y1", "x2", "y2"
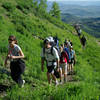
[
  {"x1": 59, "y1": 65, "x2": 62, "y2": 82},
  {"x1": 70, "y1": 64, "x2": 73, "y2": 75},
  {"x1": 64, "y1": 63, "x2": 67, "y2": 82},
  {"x1": 10, "y1": 61, "x2": 25, "y2": 87},
  {"x1": 18, "y1": 61, "x2": 25, "y2": 85},
  {"x1": 47, "y1": 72, "x2": 51, "y2": 84},
  {"x1": 11, "y1": 68, "x2": 23, "y2": 85},
  {"x1": 10, "y1": 62, "x2": 18, "y2": 83},
  {"x1": 51, "y1": 73, "x2": 58, "y2": 85},
  {"x1": 69, "y1": 64, "x2": 71, "y2": 74},
  {"x1": 67, "y1": 63, "x2": 70, "y2": 74}
]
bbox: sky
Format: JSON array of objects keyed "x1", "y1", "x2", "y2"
[{"x1": 48, "y1": 0, "x2": 100, "y2": 1}]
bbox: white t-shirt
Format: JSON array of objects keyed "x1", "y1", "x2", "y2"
[
  {"x1": 8, "y1": 44, "x2": 21, "y2": 56},
  {"x1": 41, "y1": 47, "x2": 59, "y2": 66}
]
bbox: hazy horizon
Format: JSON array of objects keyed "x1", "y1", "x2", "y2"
[{"x1": 48, "y1": 0, "x2": 100, "y2": 1}]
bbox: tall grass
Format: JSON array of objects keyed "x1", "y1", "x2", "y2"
[{"x1": 0, "y1": 0, "x2": 100, "y2": 99}]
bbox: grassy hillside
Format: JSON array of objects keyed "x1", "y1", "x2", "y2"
[{"x1": 0, "y1": 0, "x2": 100, "y2": 100}]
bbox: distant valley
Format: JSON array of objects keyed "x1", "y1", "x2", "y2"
[
  {"x1": 47, "y1": 1, "x2": 100, "y2": 38},
  {"x1": 61, "y1": 13, "x2": 100, "y2": 38}
]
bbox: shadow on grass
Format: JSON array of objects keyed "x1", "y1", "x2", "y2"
[
  {"x1": 0, "y1": 84, "x2": 11, "y2": 93},
  {"x1": 0, "y1": 67, "x2": 10, "y2": 76}
]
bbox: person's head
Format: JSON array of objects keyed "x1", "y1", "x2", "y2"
[
  {"x1": 61, "y1": 44, "x2": 64, "y2": 48},
  {"x1": 64, "y1": 42, "x2": 68, "y2": 47},
  {"x1": 60, "y1": 46, "x2": 63, "y2": 52},
  {"x1": 43, "y1": 39, "x2": 51, "y2": 48},
  {"x1": 8, "y1": 35, "x2": 17, "y2": 46}
]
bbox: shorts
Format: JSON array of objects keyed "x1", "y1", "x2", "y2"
[
  {"x1": 60, "y1": 63, "x2": 67, "y2": 74},
  {"x1": 47, "y1": 65, "x2": 56, "y2": 74},
  {"x1": 69, "y1": 58, "x2": 74, "y2": 64}
]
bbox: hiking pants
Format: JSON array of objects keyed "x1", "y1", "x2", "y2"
[{"x1": 10, "y1": 59, "x2": 25, "y2": 85}]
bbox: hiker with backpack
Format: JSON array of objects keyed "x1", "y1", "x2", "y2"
[
  {"x1": 53, "y1": 36, "x2": 59, "y2": 48},
  {"x1": 41, "y1": 37, "x2": 59, "y2": 85},
  {"x1": 69, "y1": 46, "x2": 76, "y2": 75},
  {"x1": 59, "y1": 45, "x2": 69, "y2": 83},
  {"x1": 64, "y1": 42, "x2": 71, "y2": 74},
  {"x1": 77, "y1": 28, "x2": 82, "y2": 37},
  {"x1": 80, "y1": 35, "x2": 86, "y2": 49},
  {"x1": 69, "y1": 40, "x2": 73, "y2": 46},
  {"x1": 4, "y1": 35, "x2": 25, "y2": 87},
  {"x1": 74, "y1": 24, "x2": 82, "y2": 37}
]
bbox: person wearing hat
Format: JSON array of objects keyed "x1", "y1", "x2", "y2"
[
  {"x1": 69, "y1": 46, "x2": 76, "y2": 74},
  {"x1": 41, "y1": 38, "x2": 59, "y2": 85}
]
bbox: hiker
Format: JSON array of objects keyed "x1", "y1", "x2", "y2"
[
  {"x1": 59, "y1": 45, "x2": 69, "y2": 83},
  {"x1": 69, "y1": 40, "x2": 73, "y2": 46},
  {"x1": 53, "y1": 36, "x2": 59, "y2": 48},
  {"x1": 81, "y1": 35, "x2": 86, "y2": 49},
  {"x1": 64, "y1": 42, "x2": 71, "y2": 74},
  {"x1": 69, "y1": 46, "x2": 76, "y2": 75},
  {"x1": 41, "y1": 37, "x2": 59, "y2": 85},
  {"x1": 74, "y1": 24, "x2": 82, "y2": 37},
  {"x1": 4, "y1": 35, "x2": 25, "y2": 87},
  {"x1": 64, "y1": 42, "x2": 71, "y2": 61},
  {"x1": 77, "y1": 28, "x2": 82, "y2": 37}
]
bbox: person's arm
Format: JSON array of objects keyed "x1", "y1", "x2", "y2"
[
  {"x1": 4, "y1": 50, "x2": 10, "y2": 67},
  {"x1": 53, "y1": 48, "x2": 60, "y2": 69},
  {"x1": 56, "y1": 58, "x2": 59, "y2": 68}
]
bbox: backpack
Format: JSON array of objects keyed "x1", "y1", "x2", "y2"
[
  {"x1": 53, "y1": 36, "x2": 59, "y2": 48},
  {"x1": 81, "y1": 36, "x2": 86, "y2": 46},
  {"x1": 54, "y1": 69, "x2": 60, "y2": 78},
  {"x1": 60, "y1": 50, "x2": 69, "y2": 63}
]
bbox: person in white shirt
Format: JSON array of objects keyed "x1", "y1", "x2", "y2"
[
  {"x1": 41, "y1": 39, "x2": 59, "y2": 85},
  {"x1": 5, "y1": 35, "x2": 25, "y2": 87}
]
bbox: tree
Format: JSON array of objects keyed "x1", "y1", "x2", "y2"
[
  {"x1": 49, "y1": 2, "x2": 61, "y2": 20},
  {"x1": 33, "y1": 0, "x2": 47, "y2": 16}
]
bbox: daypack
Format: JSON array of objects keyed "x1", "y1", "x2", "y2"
[
  {"x1": 81, "y1": 36, "x2": 86, "y2": 46},
  {"x1": 60, "y1": 50, "x2": 69, "y2": 63},
  {"x1": 53, "y1": 36, "x2": 59, "y2": 48}
]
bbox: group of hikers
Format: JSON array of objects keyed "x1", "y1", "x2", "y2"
[
  {"x1": 74, "y1": 23, "x2": 87, "y2": 49},
  {"x1": 41, "y1": 36, "x2": 76, "y2": 85},
  {"x1": 4, "y1": 23, "x2": 87, "y2": 87},
  {"x1": 4, "y1": 35, "x2": 76, "y2": 87}
]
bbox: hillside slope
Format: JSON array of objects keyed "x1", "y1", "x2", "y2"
[
  {"x1": 0, "y1": 0, "x2": 100, "y2": 100},
  {"x1": 61, "y1": 13, "x2": 100, "y2": 38}
]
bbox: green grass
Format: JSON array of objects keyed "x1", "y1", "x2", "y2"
[{"x1": 0, "y1": 0, "x2": 100, "y2": 100}]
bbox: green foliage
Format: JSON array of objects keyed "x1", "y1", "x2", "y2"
[
  {"x1": 49, "y1": 2, "x2": 61, "y2": 20},
  {"x1": 1, "y1": 0, "x2": 16, "y2": 12},
  {"x1": 0, "y1": 0, "x2": 100, "y2": 99}
]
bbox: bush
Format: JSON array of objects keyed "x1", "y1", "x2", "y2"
[{"x1": 2, "y1": 2, "x2": 16, "y2": 12}]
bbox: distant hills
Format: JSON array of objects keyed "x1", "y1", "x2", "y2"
[
  {"x1": 47, "y1": 1, "x2": 100, "y2": 38},
  {"x1": 47, "y1": 1, "x2": 100, "y2": 18},
  {"x1": 61, "y1": 13, "x2": 100, "y2": 38}
]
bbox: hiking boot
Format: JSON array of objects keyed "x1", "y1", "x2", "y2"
[
  {"x1": 59, "y1": 80, "x2": 63, "y2": 84},
  {"x1": 67, "y1": 72, "x2": 70, "y2": 75},
  {"x1": 55, "y1": 81, "x2": 59, "y2": 86},
  {"x1": 22, "y1": 80, "x2": 25, "y2": 88}
]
